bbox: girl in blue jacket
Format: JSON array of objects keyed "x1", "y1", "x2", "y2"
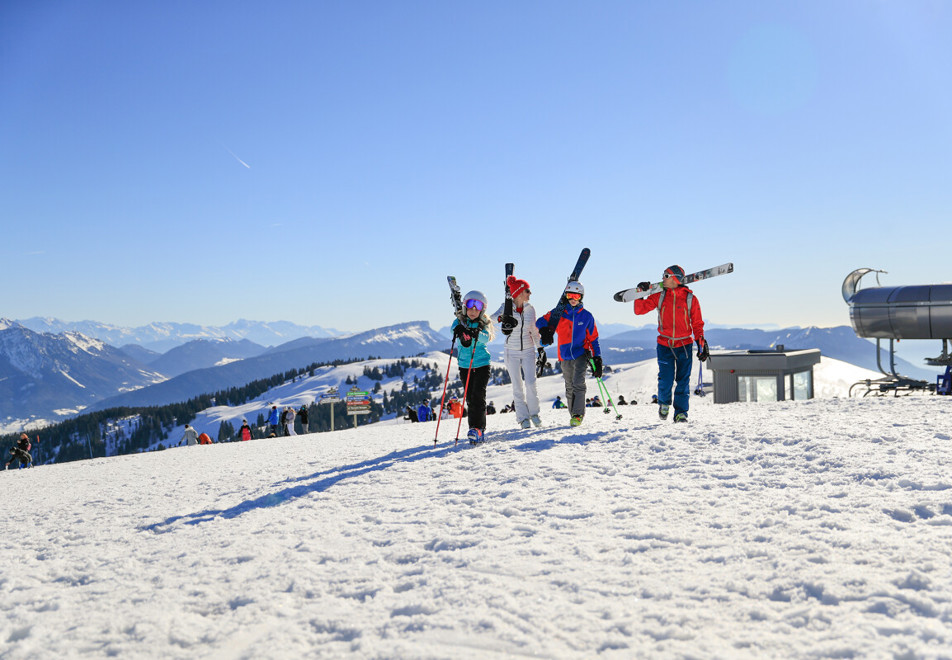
[{"x1": 451, "y1": 290, "x2": 496, "y2": 443}]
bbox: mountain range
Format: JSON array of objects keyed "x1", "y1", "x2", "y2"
[
  {"x1": 0, "y1": 317, "x2": 940, "y2": 433},
  {"x1": 17, "y1": 318, "x2": 342, "y2": 353},
  {"x1": 0, "y1": 319, "x2": 165, "y2": 425}
]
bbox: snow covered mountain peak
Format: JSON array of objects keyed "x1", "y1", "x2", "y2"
[
  {"x1": 350, "y1": 321, "x2": 443, "y2": 345},
  {"x1": 63, "y1": 332, "x2": 107, "y2": 354}
]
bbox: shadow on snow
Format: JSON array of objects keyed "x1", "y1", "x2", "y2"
[{"x1": 140, "y1": 424, "x2": 632, "y2": 532}]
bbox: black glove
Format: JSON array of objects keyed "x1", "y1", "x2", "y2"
[
  {"x1": 697, "y1": 338, "x2": 709, "y2": 361},
  {"x1": 590, "y1": 355, "x2": 603, "y2": 379},
  {"x1": 453, "y1": 324, "x2": 474, "y2": 347},
  {"x1": 500, "y1": 314, "x2": 517, "y2": 336},
  {"x1": 539, "y1": 326, "x2": 554, "y2": 346},
  {"x1": 637, "y1": 281, "x2": 652, "y2": 292}
]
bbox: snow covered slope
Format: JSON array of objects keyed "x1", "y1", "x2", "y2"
[
  {"x1": 91, "y1": 321, "x2": 447, "y2": 413},
  {"x1": 2, "y1": 360, "x2": 950, "y2": 658},
  {"x1": 182, "y1": 353, "x2": 886, "y2": 443}
]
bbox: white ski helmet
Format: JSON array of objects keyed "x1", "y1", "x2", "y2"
[
  {"x1": 463, "y1": 290, "x2": 488, "y2": 311},
  {"x1": 564, "y1": 281, "x2": 584, "y2": 296}
]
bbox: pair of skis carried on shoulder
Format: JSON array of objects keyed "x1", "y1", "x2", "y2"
[{"x1": 613, "y1": 263, "x2": 733, "y2": 302}]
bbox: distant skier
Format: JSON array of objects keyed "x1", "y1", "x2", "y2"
[
  {"x1": 239, "y1": 420, "x2": 253, "y2": 441},
  {"x1": 282, "y1": 407, "x2": 296, "y2": 436},
  {"x1": 491, "y1": 276, "x2": 542, "y2": 429},
  {"x1": 179, "y1": 424, "x2": 199, "y2": 447},
  {"x1": 536, "y1": 281, "x2": 603, "y2": 427},
  {"x1": 4, "y1": 433, "x2": 33, "y2": 469},
  {"x1": 197, "y1": 432, "x2": 213, "y2": 445},
  {"x1": 297, "y1": 405, "x2": 309, "y2": 434},
  {"x1": 451, "y1": 290, "x2": 496, "y2": 443},
  {"x1": 404, "y1": 405, "x2": 419, "y2": 423},
  {"x1": 552, "y1": 396, "x2": 566, "y2": 409},
  {"x1": 268, "y1": 405, "x2": 280, "y2": 437},
  {"x1": 417, "y1": 402, "x2": 432, "y2": 423},
  {"x1": 633, "y1": 265, "x2": 709, "y2": 423}
]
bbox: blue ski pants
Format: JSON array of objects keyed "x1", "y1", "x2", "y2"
[{"x1": 657, "y1": 343, "x2": 693, "y2": 417}]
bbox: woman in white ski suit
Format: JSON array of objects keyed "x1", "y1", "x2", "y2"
[{"x1": 492, "y1": 276, "x2": 543, "y2": 428}]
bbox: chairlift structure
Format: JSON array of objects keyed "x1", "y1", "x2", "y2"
[{"x1": 842, "y1": 268, "x2": 952, "y2": 396}]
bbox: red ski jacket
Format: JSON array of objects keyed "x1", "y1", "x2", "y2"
[{"x1": 634, "y1": 285, "x2": 705, "y2": 348}]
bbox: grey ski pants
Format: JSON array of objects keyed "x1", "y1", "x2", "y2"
[{"x1": 560, "y1": 356, "x2": 588, "y2": 417}]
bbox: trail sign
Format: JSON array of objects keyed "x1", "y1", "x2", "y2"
[
  {"x1": 346, "y1": 388, "x2": 372, "y2": 416},
  {"x1": 320, "y1": 387, "x2": 341, "y2": 404}
]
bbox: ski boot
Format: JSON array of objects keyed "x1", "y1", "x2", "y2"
[
  {"x1": 570, "y1": 415, "x2": 583, "y2": 427},
  {"x1": 467, "y1": 428, "x2": 485, "y2": 445},
  {"x1": 673, "y1": 413, "x2": 688, "y2": 423},
  {"x1": 530, "y1": 415, "x2": 542, "y2": 428},
  {"x1": 659, "y1": 404, "x2": 670, "y2": 420}
]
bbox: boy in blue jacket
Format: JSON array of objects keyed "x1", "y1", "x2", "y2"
[{"x1": 536, "y1": 281, "x2": 603, "y2": 426}]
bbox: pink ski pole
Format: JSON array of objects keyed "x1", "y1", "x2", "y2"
[
  {"x1": 455, "y1": 336, "x2": 480, "y2": 446},
  {"x1": 433, "y1": 338, "x2": 457, "y2": 445}
]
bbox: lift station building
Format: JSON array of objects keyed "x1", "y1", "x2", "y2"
[{"x1": 705, "y1": 347, "x2": 822, "y2": 404}]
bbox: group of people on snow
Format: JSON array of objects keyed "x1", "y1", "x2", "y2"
[
  {"x1": 177, "y1": 424, "x2": 214, "y2": 446},
  {"x1": 444, "y1": 265, "x2": 708, "y2": 444},
  {"x1": 12, "y1": 265, "x2": 708, "y2": 466},
  {"x1": 267, "y1": 404, "x2": 309, "y2": 437},
  {"x1": 176, "y1": 403, "x2": 312, "y2": 448}
]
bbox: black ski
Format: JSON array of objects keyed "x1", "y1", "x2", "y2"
[
  {"x1": 535, "y1": 347, "x2": 549, "y2": 378},
  {"x1": 501, "y1": 263, "x2": 516, "y2": 335},
  {"x1": 447, "y1": 276, "x2": 463, "y2": 316},
  {"x1": 539, "y1": 248, "x2": 590, "y2": 346}
]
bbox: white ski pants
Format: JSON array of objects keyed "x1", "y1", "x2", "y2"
[{"x1": 505, "y1": 347, "x2": 540, "y2": 423}]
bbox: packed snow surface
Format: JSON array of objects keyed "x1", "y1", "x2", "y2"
[{"x1": 3, "y1": 391, "x2": 952, "y2": 657}]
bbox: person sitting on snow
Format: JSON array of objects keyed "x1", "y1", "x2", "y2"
[
  {"x1": 5, "y1": 433, "x2": 33, "y2": 469},
  {"x1": 178, "y1": 424, "x2": 199, "y2": 447}
]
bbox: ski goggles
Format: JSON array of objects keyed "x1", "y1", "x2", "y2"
[
  {"x1": 565, "y1": 292, "x2": 582, "y2": 300},
  {"x1": 465, "y1": 299, "x2": 485, "y2": 311}
]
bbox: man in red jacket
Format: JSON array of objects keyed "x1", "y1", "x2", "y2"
[{"x1": 634, "y1": 265, "x2": 709, "y2": 422}]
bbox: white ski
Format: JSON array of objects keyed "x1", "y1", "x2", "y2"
[{"x1": 614, "y1": 263, "x2": 734, "y2": 302}]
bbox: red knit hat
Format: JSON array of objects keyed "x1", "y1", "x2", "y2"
[{"x1": 507, "y1": 276, "x2": 530, "y2": 298}]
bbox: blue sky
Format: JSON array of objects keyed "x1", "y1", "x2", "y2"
[{"x1": 2, "y1": 1, "x2": 951, "y2": 335}]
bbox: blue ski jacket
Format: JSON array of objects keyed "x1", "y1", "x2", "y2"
[
  {"x1": 451, "y1": 318, "x2": 493, "y2": 369},
  {"x1": 417, "y1": 404, "x2": 431, "y2": 422},
  {"x1": 537, "y1": 303, "x2": 601, "y2": 362}
]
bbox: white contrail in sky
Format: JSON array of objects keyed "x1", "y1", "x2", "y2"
[{"x1": 223, "y1": 145, "x2": 251, "y2": 169}]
